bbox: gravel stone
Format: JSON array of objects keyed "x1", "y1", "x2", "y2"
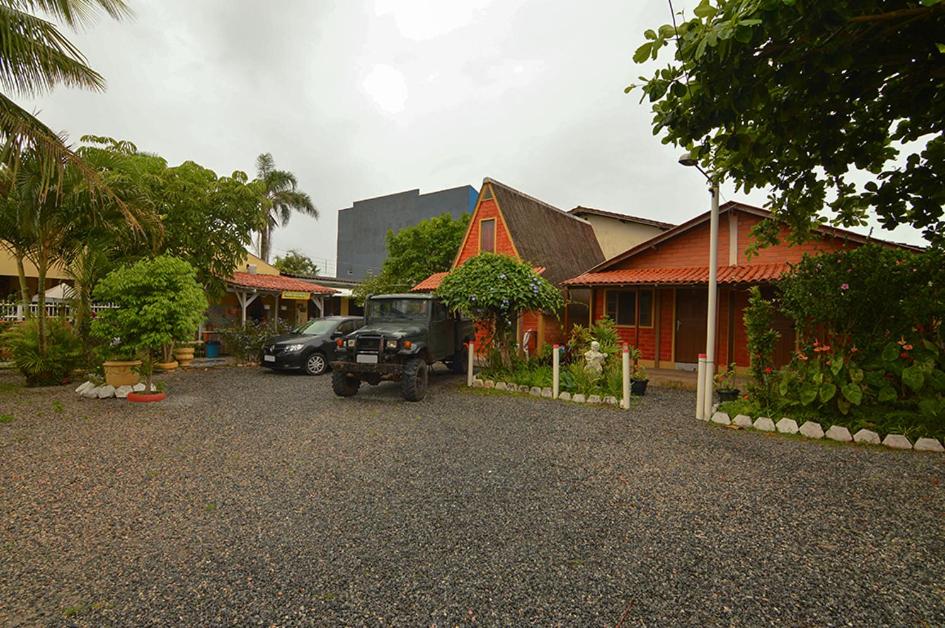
[
  {"x1": 572, "y1": 393, "x2": 586, "y2": 403},
  {"x1": 541, "y1": 387, "x2": 553, "y2": 398},
  {"x1": 776, "y1": 418, "x2": 799, "y2": 434},
  {"x1": 883, "y1": 434, "x2": 913, "y2": 450},
  {"x1": 558, "y1": 391, "x2": 571, "y2": 401},
  {"x1": 529, "y1": 386, "x2": 541, "y2": 397},
  {"x1": 483, "y1": 380, "x2": 495, "y2": 389},
  {"x1": 471, "y1": 378, "x2": 483, "y2": 388},
  {"x1": 114, "y1": 385, "x2": 133, "y2": 399},
  {"x1": 799, "y1": 421, "x2": 825, "y2": 439},
  {"x1": 753, "y1": 417, "x2": 776, "y2": 432},
  {"x1": 81, "y1": 385, "x2": 101, "y2": 399},
  {"x1": 825, "y1": 425, "x2": 853, "y2": 442},
  {"x1": 75, "y1": 381, "x2": 94, "y2": 395},
  {"x1": 733, "y1": 414, "x2": 753, "y2": 428},
  {"x1": 494, "y1": 381, "x2": 508, "y2": 391},
  {"x1": 914, "y1": 437, "x2": 944, "y2": 453},
  {"x1": 586, "y1": 394, "x2": 602, "y2": 404},
  {"x1": 603, "y1": 395, "x2": 618, "y2": 405},
  {"x1": 854, "y1": 428, "x2": 881, "y2": 445},
  {"x1": 96, "y1": 385, "x2": 116, "y2": 399},
  {"x1": 710, "y1": 412, "x2": 731, "y2": 425},
  {"x1": 2, "y1": 367, "x2": 944, "y2": 626}
]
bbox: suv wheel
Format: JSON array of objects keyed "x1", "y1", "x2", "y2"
[
  {"x1": 331, "y1": 370, "x2": 360, "y2": 397},
  {"x1": 304, "y1": 352, "x2": 327, "y2": 376},
  {"x1": 401, "y1": 358, "x2": 428, "y2": 402}
]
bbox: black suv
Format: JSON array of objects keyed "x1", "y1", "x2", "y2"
[
  {"x1": 262, "y1": 316, "x2": 364, "y2": 375},
  {"x1": 330, "y1": 294, "x2": 473, "y2": 401}
]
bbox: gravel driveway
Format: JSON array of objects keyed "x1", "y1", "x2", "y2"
[{"x1": 1, "y1": 366, "x2": 943, "y2": 625}]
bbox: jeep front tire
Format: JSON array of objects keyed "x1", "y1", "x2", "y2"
[
  {"x1": 401, "y1": 358, "x2": 428, "y2": 401},
  {"x1": 332, "y1": 370, "x2": 360, "y2": 397}
]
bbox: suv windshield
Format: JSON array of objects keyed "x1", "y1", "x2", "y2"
[
  {"x1": 293, "y1": 318, "x2": 339, "y2": 336},
  {"x1": 368, "y1": 298, "x2": 430, "y2": 321}
]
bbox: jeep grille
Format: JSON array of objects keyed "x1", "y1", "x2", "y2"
[{"x1": 356, "y1": 335, "x2": 383, "y2": 353}]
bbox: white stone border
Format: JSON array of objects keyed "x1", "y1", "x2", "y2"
[
  {"x1": 471, "y1": 378, "x2": 624, "y2": 408},
  {"x1": 705, "y1": 411, "x2": 944, "y2": 454}
]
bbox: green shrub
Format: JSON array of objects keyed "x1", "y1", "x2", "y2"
[
  {"x1": 219, "y1": 319, "x2": 292, "y2": 363},
  {"x1": 2, "y1": 318, "x2": 83, "y2": 386}
]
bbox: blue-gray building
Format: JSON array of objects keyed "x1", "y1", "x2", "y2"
[{"x1": 336, "y1": 185, "x2": 478, "y2": 280}]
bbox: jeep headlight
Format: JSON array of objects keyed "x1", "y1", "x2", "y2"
[
  {"x1": 285, "y1": 344, "x2": 305, "y2": 352},
  {"x1": 385, "y1": 339, "x2": 398, "y2": 351},
  {"x1": 346, "y1": 338, "x2": 356, "y2": 348}
]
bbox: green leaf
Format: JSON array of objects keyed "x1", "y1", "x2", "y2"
[
  {"x1": 818, "y1": 383, "x2": 836, "y2": 403},
  {"x1": 849, "y1": 366, "x2": 864, "y2": 384},
  {"x1": 779, "y1": 376, "x2": 790, "y2": 397},
  {"x1": 877, "y1": 385, "x2": 898, "y2": 403},
  {"x1": 837, "y1": 397, "x2": 851, "y2": 415},
  {"x1": 841, "y1": 383, "x2": 862, "y2": 406},
  {"x1": 633, "y1": 42, "x2": 653, "y2": 63},
  {"x1": 882, "y1": 343, "x2": 900, "y2": 363},
  {"x1": 658, "y1": 24, "x2": 676, "y2": 39},
  {"x1": 902, "y1": 365, "x2": 925, "y2": 391},
  {"x1": 693, "y1": 0, "x2": 716, "y2": 19},
  {"x1": 830, "y1": 357, "x2": 844, "y2": 376},
  {"x1": 812, "y1": 370, "x2": 823, "y2": 385},
  {"x1": 937, "y1": 43, "x2": 945, "y2": 54},
  {"x1": 799, "y1": 383, "x2": 818, "y2": 406},
  {"x1": 927, "y1": 368, "x2": 945, "y2": 392},
  {"x1": 644, "y1": 29, "x2": 657, "y2": 40}
]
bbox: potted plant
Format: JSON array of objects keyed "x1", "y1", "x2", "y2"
[
  {"x1": 631, "y1": 364, "x2": 649, "y2": 396},
  {"x1": 155, "y1": 342, "x2": 178, "y2": 371},
  {"x1": 714, "y1": 362, "x2": 740, "y2": 402},
  {"x1": 91, "y1": 256, "x2": 208, "y2": 402},
  {"x1": 101, "y1": 341, "x2": 142, "y2": 388},
  {"x1": 173, "y1": 342, "x2": 196, "y2": 367}
]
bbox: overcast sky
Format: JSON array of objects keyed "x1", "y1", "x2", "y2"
[{"x1": 28, "y1": 0, "x2": 926, "y2": 276}]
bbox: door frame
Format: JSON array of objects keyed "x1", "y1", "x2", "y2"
[{"x1": 673, "y1": 286, "x2": 709, "y2": 369}]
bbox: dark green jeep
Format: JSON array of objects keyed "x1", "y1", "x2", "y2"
[{"x1": 329, "y1": 293, "x2": 473, "y2": 401}]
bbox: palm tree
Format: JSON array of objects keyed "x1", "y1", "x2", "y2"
[
  {"x1": 254, "y1": 153, "x2": 317, "y2": 262},
  {"x1": 0, "y1": 0, "x2": 129, "y2": 187}
]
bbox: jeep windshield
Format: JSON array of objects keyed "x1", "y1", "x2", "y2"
[{"x1": 367, "y1": 298, "x2": 429, "y2": 321}]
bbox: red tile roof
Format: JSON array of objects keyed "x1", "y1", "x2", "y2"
[
  {"x1": 411, "y1": 266, "x2": 548, "y2": 292},
  {"x1": 411, "y1": 271, "x2": 450, "y2": 292},
  {"x1": 228, "y1": 272, "x2": 336, "y2": 295},
  {"x1": 563, "y1": 263, "x2": 791, "y2": 287}
]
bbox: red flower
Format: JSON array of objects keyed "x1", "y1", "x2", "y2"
[
  {"x1": 903, "y1": 344, "x2": 913, "y2": 351},
  {"x1": 764, "y1": 367, "x2": 773, "y2": 375},
  {"x1": 900, "y1": 351, "x2": 911, "y2": 360}
]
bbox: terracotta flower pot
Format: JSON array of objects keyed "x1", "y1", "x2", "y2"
[
  {"x1": 127, "y1": 391, "x2": 166, "y2": 403},
  {"x1": 155, "y1": 360, "x2": 179, "y2": 372},
  {"x1": 173, "y1": 347, "x2": 195, "y2": 367},
  {"x1": 102, "y1": 360, "x2": 142, "y2": 387}
]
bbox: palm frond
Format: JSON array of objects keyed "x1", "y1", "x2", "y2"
[
  {"x1": 255, "y1": 152, "x2": 274, "y2": 178},
  {"x1": 0, "y1": 4, "x2": 106, "y2": 96},
  {"x1": 8, "y1": 0, "x2": 131, "y2": 27},
  {"x1": 272, "y1": 189, "x2": 317, "y2": 224}
]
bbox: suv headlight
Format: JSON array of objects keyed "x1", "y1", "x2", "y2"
[
  {"x1": 385, "y1": 339, "x2": 398, "y2": 351},
  {"x1": 346, "y1": 338, "x2": 356, "y2": 348},
  {"x1": 284, "y1": 344, "x2": 305, "y2": 352}
]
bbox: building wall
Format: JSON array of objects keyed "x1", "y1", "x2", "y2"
[
  {"x1": 582, "y1": 214, "x2": 666, "y2": 259},
  {"x1": 455, "y1": 198, "x2": 517, "y2": 265},
  {"x1": 336, "y1": 185, "x2": 477, "y2": 280}
]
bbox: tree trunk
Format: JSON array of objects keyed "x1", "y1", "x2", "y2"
[
  {"x1": 259, "y1": 225, "x2": 272, "y2": 263},
  {"x1": 36, "y1": 250, "x2": 48, "y2": 356},
  {"x1": 14, "y1": 253, "x2": 30, "y2": 310}
]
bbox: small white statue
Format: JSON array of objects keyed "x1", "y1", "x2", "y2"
[{"x1": 583, "y1": 340, "x2": 606, "y2": 375}]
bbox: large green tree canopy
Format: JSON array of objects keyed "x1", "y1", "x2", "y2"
[
  {"x1": 633, "y1": 0, "x2": 945, "y2": 244},
  {"x1": 354, "y1": 212, "x2": 469, "y2": 302}
]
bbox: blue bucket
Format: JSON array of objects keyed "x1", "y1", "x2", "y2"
[{"x1": 205, "y1": 340, "x2": 221, "y2": 359}]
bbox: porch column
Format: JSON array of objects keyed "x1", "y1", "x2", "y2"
[
  {"x1": 654, "y1": 285, "x2": 662, "y2": 368},
  {"x1": 234, "y1": 290, "x2": 258, "y2": 329},
  {"x1": 311, "y1": 294, "x2": 324, "y2": 318},
  {"x1": 273, "y1": 293, "x2": 280, "y2": 330}
]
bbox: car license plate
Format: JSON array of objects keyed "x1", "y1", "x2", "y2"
[
  {"x1": 356, "y1": 354, "x2": 378, "y2": 364},
  {"x1": 263, "y1": 354, "x2": 276, "y2": 362}
]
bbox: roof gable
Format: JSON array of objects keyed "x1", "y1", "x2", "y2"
[{"x1": 484, "y1": 178, "x2": 604, "y2": 285}]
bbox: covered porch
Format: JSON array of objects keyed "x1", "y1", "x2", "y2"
[{"x1": 222, "y1": 272, "x2": 337, "y2": 330}]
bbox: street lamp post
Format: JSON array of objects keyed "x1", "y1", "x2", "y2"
[{"x1": 679, "y1": 152, "x2": 720, "y2": 419}]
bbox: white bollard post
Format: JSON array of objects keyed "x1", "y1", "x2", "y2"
[
  {"x1": 696, "y1": 354, "x2": 706, "y2": 419},
  {"x1": 552, "y1": 344, "x2": 560, "y2": 399},
  {"x1": 621, "y1": 344, "x2": 631, "y2": 409},
  {"x1": 703, "y1": 359, "x2": 715, "y2": 419},
  {"x1": 467, "y1": 341, "x2": 475, "y2": 387}
]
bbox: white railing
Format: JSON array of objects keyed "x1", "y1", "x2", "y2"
[{"x1": 0, "y1": 302, "x2": 115, "y2": 322}]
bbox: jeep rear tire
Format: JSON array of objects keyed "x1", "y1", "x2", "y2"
[
  {"x1": 401, "y1": 358, "x2": 428, "y2": 401},
  {"x1": 332, "y1": 370, "x2": 360, "y2": 397}
]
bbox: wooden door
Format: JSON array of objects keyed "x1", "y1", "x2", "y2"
[{"x1": 674, "y1": 288, "x2": 707, "y2": 364}]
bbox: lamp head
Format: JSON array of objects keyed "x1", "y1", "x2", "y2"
[{"x1": 678, "y1": 151, "x2": 698, "y2": 167}]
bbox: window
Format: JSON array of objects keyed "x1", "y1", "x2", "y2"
[
  {"x1": 480, "y1": 218, "x2": 496, "y2": 253},
  {"x1": 604, "y1": 288, "x2": 655, "y2": 327},
  {"x1": 432, "y1": 301, "x2": 448, "y2": 322}
]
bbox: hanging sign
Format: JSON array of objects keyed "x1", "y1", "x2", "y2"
[{"x1": 280, "y1": 290, "x2": 310, "y2": 300}]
